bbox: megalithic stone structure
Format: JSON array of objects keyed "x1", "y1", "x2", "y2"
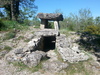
[{"x1": 37, "y1": 13, "x2": 63, "y2": 30}]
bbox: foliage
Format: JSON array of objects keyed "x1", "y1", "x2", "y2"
[
  {"x1": 48, "y1": 22, "x2": 54, "y2": 29},
  {"x1": 84, "y1": 25, "x2": 100, "y2": 35},
  {"x1": 0, "y1": 0, "x2": 37, "y2": 21},
  {"x1": 32, "y1": 16, "x2": 40, "y2": 27},
  {"x1": 60, "y1": 8, "x2": 93, "y2": 31},
  {"x1": 0, "y1": 19, "x2": 29, "y2": 31},
  {"x1": 19, "y1": 0, "x2": 37, "y2": 21},
  {"x1": 95, "y1": 16, "x2": 100, "y2": 26}
]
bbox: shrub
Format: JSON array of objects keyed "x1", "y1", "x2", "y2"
[
  {"x1": 84, "y1": 25, "x2": 100, "y2": 35},
  {"x1": 0, "y1": 19, "x2": 29, "y2": 31}
]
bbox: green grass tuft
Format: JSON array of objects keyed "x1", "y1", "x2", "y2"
[{"x1": 4, "y1": 45, "x2": 12, "y2": 51}]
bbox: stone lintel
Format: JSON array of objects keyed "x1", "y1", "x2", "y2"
[{"x1": 37, "y1": 13, "x2": 63, "y2": 21}]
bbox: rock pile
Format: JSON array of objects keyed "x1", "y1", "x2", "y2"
[
  {"x1": 5, "y1": 29, "x2": 89, "y2": 70},
  {"x1": 56, "y1": 34, "x2": 89, "y2": 63}
]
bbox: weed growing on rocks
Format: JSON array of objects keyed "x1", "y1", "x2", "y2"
[
  {"x1": 54, "y1": 48, "x2": 63, "y2": 62},
  {"x1": 3, "y1": 31, "x2": 16, "y2": 40},
  {"x1": 65, "y1": 60, "x2": 94, "y2": 75},
  {"x1": 4, "y1": 45, "x2": 12, "y2": 51}
]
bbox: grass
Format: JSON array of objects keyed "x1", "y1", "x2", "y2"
[
  {"x1": 11, "y1": 56, "x2": 49, "y2": 73},
  {"x1": 12, "y1": 61, "x2": 42, "y2": 72},
  {"x1": 0, "y1": 19, "x2": 29, "y2": 31},
  {"x1": 60, "y1": 28, "x2": 71, "y2": 36},
  {"x1": 54, "y1": 48, "x2": 94, "y2": 75},
  {"x1": 65, "y1": 60, "x2": 94, "y2": 75},
  {"x1": 54, "y1": 48, "x2": 63, "y2": 62},
  {"x1": 3, "y1": 31, "x2": 16, "y2": 40},
  {"x1": 4, "y1": 45, "x2": 12, "y2": 51},
  {"x1": 12, "y1": 62, "x2": 28, "y2": 71},
  {"x1": 16, "y1": 36, "x2": 24, "y2": 40},
  {"x1": 24, "y1": 39, "x2": 30, "y2": 42}
]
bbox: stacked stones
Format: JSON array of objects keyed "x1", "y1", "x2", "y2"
[{"x1": 37, "y1": 13, "x2": 63, "y2": 30}]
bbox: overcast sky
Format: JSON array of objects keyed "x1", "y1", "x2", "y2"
[{"x1": 35, "y1": 0, "x2": 100, "y2": 18}]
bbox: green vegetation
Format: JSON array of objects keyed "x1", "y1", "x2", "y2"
[
  {"x1": 0, "y1": 0, "x2": 37, "y2": 21},
  {"x1": 11, "y1": 57, "x2": 48, "y2": 72},
  {"x1": 59, "y1": 8, "x2": 100, "y2": 33},
  {"x1": 54, "y1": 48, "x2": 63, "y2": 62},
  {"x1": 60, "y1": 28, "x2": 71, "y2": 36},
  {"x1": 65, "y1": 60, "x2": 94, "y2": 75},
  {"x1": 84, "y1": 25, "x2": 100, "y2": 35},
  {"x1": 12, "y1": 62, "x2": 28, "y2": 71},
  {"x1": 17, "y1": 36, "x2": 24, "y2": 40},
  {"x1": 3, "y1": 31, "x2": 16, "y2": 40},
  {"x1": 48, "y1": 22, "x2": 54, "y2": 29},
  {"x1": 13, "y1": 61, "x2": 42, "y2": 72},
  {"x1": 4, "y1": 45, "x2": 12, "y2": 51},
  {"x1": 0, "y1": 0, "x2": 38, "y2": 31},
  {"x1": 0, "y1": 19, "x2": 29, "y2": 31},
  {"x1": 24, "y1": 39, "x2": 30, "y2": 42}
]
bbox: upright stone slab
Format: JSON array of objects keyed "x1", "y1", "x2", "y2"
[{"x1": 54, "y1": 21, "x2": 60, "y2": 30}]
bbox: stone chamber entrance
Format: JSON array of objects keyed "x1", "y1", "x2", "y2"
[
  {"x1": 36, "y1": 36, "x2": 56, "y2": 52},
  {"x1": 43, "y1": 36, "x2": 56, "y2": 52}
]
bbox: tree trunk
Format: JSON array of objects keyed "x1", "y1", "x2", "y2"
[
  {"x1": 15, "y1": 1, "x2": 19, "y2": 21},
  {"x1": 11, "y1": 0, "x2": 15, "y2": 20}
]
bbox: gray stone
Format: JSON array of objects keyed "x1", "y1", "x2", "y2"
[
  {"x1": 42, "y1": 61, "x2": 68, "y2": 72},
  {"x1": 5, "y1": 51, "x2": 18, "y2": 62},
  {"x1": 0, "y1": 50, "x2": 8, "y2": 58},
  {"x1": 37, "y1": 13, "x2": 63, "y2": 21},
  {"x1": 56, "y1": 34, "x2": 89, "y2": 63},
  {"x1": 21, "y1": 51, "x2": 46, "y2": 68},
  {"x1": 23, "y1": 37, "x2": 41, "y2": 52},
  {"x1": 14, "y1": 48, "x2": 23, "y2": 54},
  {"x1": 34, "y1": 29, "x2": 59, "y2": 36},
  {"x1": 0, "y1": 45, "x2": 4, "y2": 50},
  {"x1": 54, "y1": 21, "x2": 60, "y2": 30}
]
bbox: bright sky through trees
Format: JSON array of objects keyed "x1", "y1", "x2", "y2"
[{"x1": 35, "y1": 0, "x2": 100, "y2": 18}]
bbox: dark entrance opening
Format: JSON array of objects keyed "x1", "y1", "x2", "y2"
[{"x1": 43, "y1": 36, "x2": 56, "y2": 52}]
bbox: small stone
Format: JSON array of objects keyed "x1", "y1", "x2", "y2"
[{"x1": 21, "y1": 51, "x2": 46, "y2": 68}]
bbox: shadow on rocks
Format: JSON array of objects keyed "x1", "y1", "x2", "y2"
[{"x1": 76, "y1": 32, "x2": 100, "y2": 62}]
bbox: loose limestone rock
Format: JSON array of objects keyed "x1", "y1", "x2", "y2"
[
  {"x1": 23, "y1": 37, "x2": 41, "y2": 52},
  {"x1": 21, "y1": 51, "x2": 46, "y2": 68},
  {"x1": 5, "y1": 49, "x2": 46, "y2": 68},
  {"x1": 42, "y1": 61, "x2": 68, "y2": 72},
  {"x1": 56, "y1": 34, "x2": 89, "y2": 63}
]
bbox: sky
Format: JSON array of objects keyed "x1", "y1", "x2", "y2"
[{"x1": 35, "y1": 0, "x2": 100, "y2": 18}]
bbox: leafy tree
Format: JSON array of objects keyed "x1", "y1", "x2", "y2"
[
  {"x1": 19, "y1": 0, "x2": 37, "y2": 21},
  {"x1": 60, "y1": 8, "x2": 93, "y2": 31},
  {"x1": 0, "y1": 0, "x2": 37, "y2": 21},
  {"x1": 78, "y1": 8, "x2": 93, "y2": 30},
  {"x1": 95, "y1": 16, "x2": 100, "y2": 26}
]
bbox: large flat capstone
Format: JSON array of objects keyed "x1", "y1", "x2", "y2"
[{"x1": 37, "y1": 13, "x2": 63, "y2": 21}]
